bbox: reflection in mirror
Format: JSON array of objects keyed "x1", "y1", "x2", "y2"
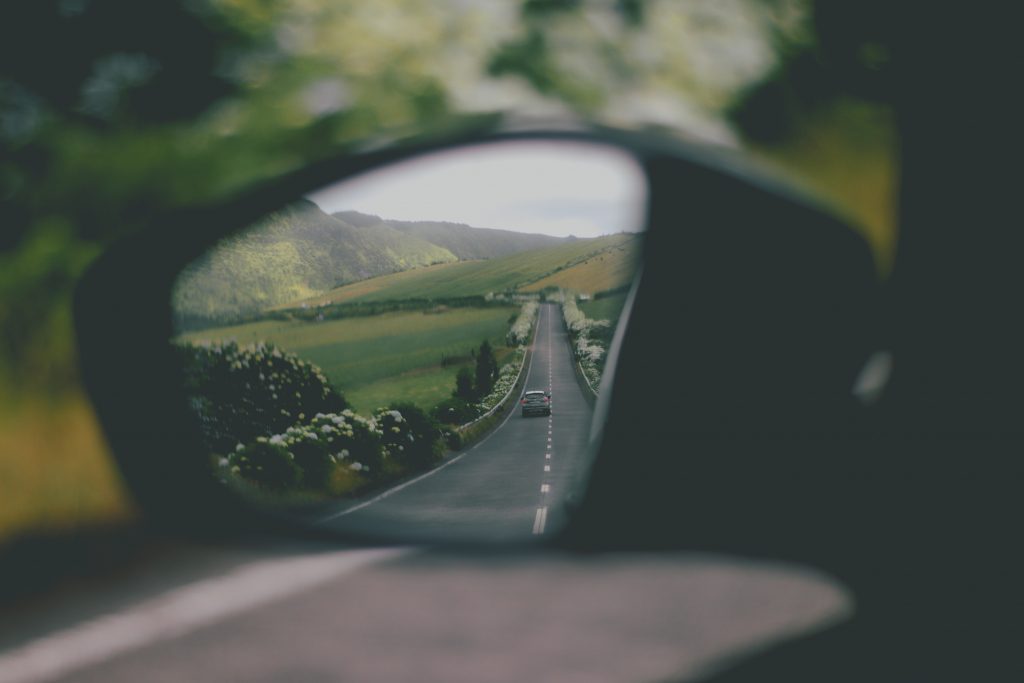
[{"x1": 171, "y1": 140, "x2": 647, "y2": 542}]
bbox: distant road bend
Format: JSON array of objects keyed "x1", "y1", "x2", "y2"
[{"x1": 320, "y1": 303, "x2": 595, "y2": 540}]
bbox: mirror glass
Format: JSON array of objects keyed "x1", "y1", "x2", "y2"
[{"x1": 170, "y1": 139, "x2": 647, "y2": 542}]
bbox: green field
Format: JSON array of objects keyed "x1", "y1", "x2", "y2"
[
  {"x1": 180, "y1": 306, "x2": 517, "y2": 413},
  {"x1": 580, "y1": 292, "x2": 629, "y2": 324},
  {"x1": 520, "y1": 241, "x2": 640, "y2": 295},
  {"x1": 288, "y1": 233, "x2": 641, "y2": 307}
]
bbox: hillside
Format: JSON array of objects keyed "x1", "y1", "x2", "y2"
[
  {"x1": 173, "y1": 204, "x2": 574, "y2": 321},
  {"x1": 334, "y1": 211, "x2": 567, "y2": 260},
  {"x1": 519, "y1": 236, "x2": 642, "y2": 294},
  {"x1": 289, "y1": 233, "x2": 643, "y2": 306}
]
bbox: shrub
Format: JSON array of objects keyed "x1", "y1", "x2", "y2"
[
  {"x1": 432, "y1": 397, "x2": 481, "y2": 425},
  {"x1": 308, "y1": 410, "x2": 384, "y2": 472},
  {"x1": 227, "y1": 440, "x2": 301, "y2": 491},
  {"x1": 376, "y1": 403, "x2": 444, "y2": 470},
  {"x1": 443, "y1": 428, "x2": 464, "y2": 450},
  {"x1": 561, "y1": 294, "x2": 611, "y2": 393},
  {"x1": 177, "y1": 340, "x2": 348, "y2": 454},
  {"x1": 506, "y1": 301, "x2": 538, "y2": 345},
  {"x1": 285, "y1": 430, "x2": 335, "y2": 490}
]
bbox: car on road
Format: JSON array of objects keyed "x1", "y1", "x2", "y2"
[{"x1": 520, "y1": 389, "x2": 551, "y2": 417}]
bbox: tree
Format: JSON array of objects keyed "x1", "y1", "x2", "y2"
[
  {"x1": 454, "y1": 367, "x2": 476, "y2": 401},
  {"x1": 475, "y1": 340, "x2": 498, "y2": 397}
]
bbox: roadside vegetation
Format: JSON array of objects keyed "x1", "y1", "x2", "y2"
[
  {"x1": 176, "y1": 300, "x2": 539, "y2": 500},
  {"x1": 561, "y1": 289, "x2": 627, "y2": 393},
  {"x1": 179, "y1": 305, "x2": 517, "y2": 413}
]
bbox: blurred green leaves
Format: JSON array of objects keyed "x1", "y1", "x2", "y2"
[{"x1": 3, "y1": 0, "x2": 894, "y2": 396}]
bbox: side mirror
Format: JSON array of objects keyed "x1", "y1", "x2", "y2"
[{"x1": 75, "y1": 126, "x2": 878, "y2": 551}]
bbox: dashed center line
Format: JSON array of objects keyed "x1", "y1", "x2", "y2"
[
  {"x1": 532, "y1": 506, "x2": 548, "y2": 534},
  {"x1": 544, "y1": 465, "x2": 551, "y2": 472},
  {"x1": 540, "y1": 484, "x2": 550, "y2": 493}
]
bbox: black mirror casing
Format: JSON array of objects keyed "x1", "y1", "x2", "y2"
[{"x1": 567, "y1": 150, "x2": 880, "y2": 573}]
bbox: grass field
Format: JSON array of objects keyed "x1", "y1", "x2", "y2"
[
  {"x1": 287, "y1": 233, "x2": 640, "y2": 307},
  {"x1": 520, "y1": 240, "x2": 641, "y2": 294},
  {"x1": 580, "y1": 292, "x2": 629, "y2": 323},
  {"x1": 180, "y1": 306, "x2": 517, "y2": 412}
]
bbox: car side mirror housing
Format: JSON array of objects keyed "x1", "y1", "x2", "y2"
[{"x1": 74, "y1": 124, "x2": 878, "y2": 551}]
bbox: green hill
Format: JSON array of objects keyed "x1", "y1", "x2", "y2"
[
  {"x1": 173, "y1": 205, "x2": 575, "y2": 322},
  {"x1": 290, "y1": 233, "x2": 643, "y2": 306},
  {"x1": 334, "y1": 211, "x2": 567, "y2": 260}
]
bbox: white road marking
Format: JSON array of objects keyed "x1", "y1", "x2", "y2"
[
  {"x1": 532, "y1": 506, "x2": 548, "y2": 534},
  {"x1": 547, "y1": 437, "x2": 552, "y2": 443},
  {"x1": 546, "y1": 444, "x2": 552, "y2": 450},
  {"x1": 544, "y1": 465, "x2": 551, "y2": 472},
  {"x1": 541, "y1": 484, "x2": 550, "y2": 493},
  {"x1": 546, "y1": 453, "x2": 551, "y2": 459},
  {"x1": 0, "y1": 548, "x2": 407, "y2": 683}
]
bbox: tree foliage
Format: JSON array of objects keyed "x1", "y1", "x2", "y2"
[{"x1": 474, "y1": 339, "x2": 498, "y2": 398}]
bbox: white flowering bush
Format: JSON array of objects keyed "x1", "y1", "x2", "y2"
[
  {"x1": 226, "y1": 410, "x2": 382, "y2": 493},
  {"x1": 374, "y1": 403, "x2": 444, "y2": 469},
  {"x1": 506, "y1": 301, "x2": 538, "y2": 345},
  {"x1": 178, "y1": 340, "x2": 348, "y2": 454},
  {"x1": 308, "y1": 410, "x2": 384, "y2": 472},
  {"x1": 226, "y1": 440, "x2": 301, "y2": 492},
  {"x1": 270, "y1": 423, "x2": 340, "y2": 490},
  {"x1": 561, "y1": 295, "x2": 611, "y2": 392},
  {"x1": 562, "y1": 295, "x2": 587, "y2": 332}
]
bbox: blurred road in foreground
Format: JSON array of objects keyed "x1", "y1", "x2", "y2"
[{"x1": 0, "y1": 538, "x2": 849, "y2": 683}]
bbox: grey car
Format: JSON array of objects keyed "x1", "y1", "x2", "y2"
[{"x1": 520, "y1": 390, "x2": 551, "y2": 417}]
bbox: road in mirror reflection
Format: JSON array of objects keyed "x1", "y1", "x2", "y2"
[{"x1": 170, "y1": 140, "x2": 646, "y2": 542}]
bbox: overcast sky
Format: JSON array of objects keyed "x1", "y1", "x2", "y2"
[{"x1": 307, "y1": 140, "x2": 647, "y2": 238}]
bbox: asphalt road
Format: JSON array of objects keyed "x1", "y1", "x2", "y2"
[
  {"x1": 0, "y1": 304, "x2": 852, "y2": 682},
  {"x1": 318, "y1": 302, "x2": 595, "y2": 542},
  {"x1": 0, "y1": 542, "x2": 849, "y2": 683}
]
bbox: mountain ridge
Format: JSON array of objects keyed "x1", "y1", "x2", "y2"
[{"x1": 173, "y1": 202, "x2": 573, "y2": 320}]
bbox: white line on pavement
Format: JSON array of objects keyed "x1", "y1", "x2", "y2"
[
  {"x1": 532, "y1": 507, "x2": 548, "y2": 534},
  {"x1": 541, "y1": 484, "x2": 550, "y2": 493},
  {"x1": 0, "y1": 548, "x2": 408, "y2": 683}
]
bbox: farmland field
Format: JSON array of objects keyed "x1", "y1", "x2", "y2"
[
  {"x1": 519, "y1": 241, "x2": 640, "y2": 295},
  {"x1": 579, "y1": 292, "x2": 629, "y2": 324},
  {"x1": 179, "y1": 306, "x2": 517, "y2": 412},
  {"x1": 286, "y1": 233, "x2": 641, "y2": 307}
]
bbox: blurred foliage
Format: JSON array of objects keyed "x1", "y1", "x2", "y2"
[
  {"x1": 0, "y1": 0, "x2": 827, "y2": 394},
  {"x1": 0, "y1": 0, "x2": 898, "y2": 540},
  {"x1": 727, "y1": 0, "x2": 897, "y2": 269}
]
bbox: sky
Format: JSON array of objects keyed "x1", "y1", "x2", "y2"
[{"x1": 307, "y1": 140, "x2": 648, "y2": 238}]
